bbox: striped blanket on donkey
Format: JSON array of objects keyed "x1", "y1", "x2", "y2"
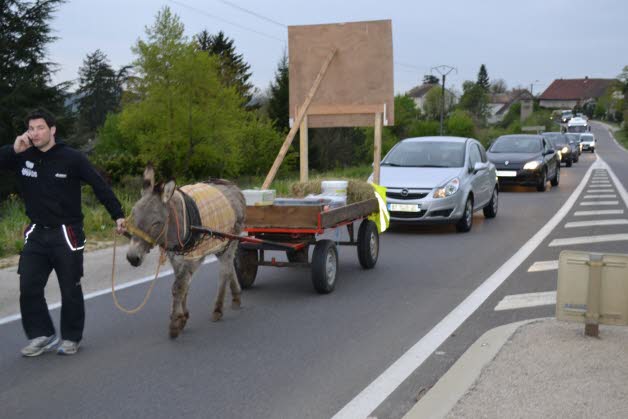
[{"x1": 180, "y1": 182, "x2": 238, "y2": 260}]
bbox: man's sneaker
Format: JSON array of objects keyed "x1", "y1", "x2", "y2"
[
  {"x1": 57, "y1": 340, "x2": 81, "y2": 355},
  {"x1": 21, "y1": 335, "x2": 60, "y2": 357}
]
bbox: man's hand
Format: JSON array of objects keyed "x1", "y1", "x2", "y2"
[
  {"x1": 115, "y1": 218, "x2": 127, "y2": 235},
  {"x1": 14, "y1": 132, "x2": 32, "y2": 154}
]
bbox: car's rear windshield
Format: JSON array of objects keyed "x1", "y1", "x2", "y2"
[
  {"x1": 382, "y1": 141, "x2": 466, "y2": 168},
  {"x1": 580, "y1": 134, "x2": 594, "y2": 140},
  {"x1": 489, "y1": 136, "x2": 541, "y2": 153},
  {"x1": 566, "y1": 134, "x2": 581, "y2": 141},
  {"x1": 543, "y1": 133, "x2": 565, "y2": 146}
]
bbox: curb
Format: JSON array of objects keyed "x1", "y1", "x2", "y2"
[{"x1": 402, "y1": 318, "x2": 547, "y2": 419}]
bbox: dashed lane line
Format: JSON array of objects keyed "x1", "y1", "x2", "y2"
[
  {"x1": 583, "y1": 194, "x2": 617, "y2": 199},
  {"x1": 549, "y1": 234, "x2": 628, "y2": 247},
  {"x1": 579, "y1": 201, "x2": 619, "y2": 206},
  {"x1": 574, "y1": 209, "x2": 624, "y2": 216},
  {"x1": 564, "y1": 219, "x2": 628, "y2": 228}
]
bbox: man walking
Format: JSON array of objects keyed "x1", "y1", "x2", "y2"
[{"x1": 0, "y1": 109, "x2": 126, "y2": 356}]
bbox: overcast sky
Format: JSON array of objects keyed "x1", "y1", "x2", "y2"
[{"x1": 48, "y1": 0, "x2": 628, "y2": 96}]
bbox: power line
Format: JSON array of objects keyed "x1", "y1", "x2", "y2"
[
  {"x1": 215, "y1": 0, "x2": 286, "y2": 28},
  {"x1": 168, "y1": 0, "x2": 286, "y2": 43}
]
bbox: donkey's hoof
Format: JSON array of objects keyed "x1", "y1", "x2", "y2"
[
  {"x1": 169, "y1": 327, "x2": 181, "y2": 339},
  {"x1": 211, "y1": 310, "x2": 223, "y2": 322},
  {"x1": 231, "y1": 299, "x2": 241, "y2": 310}
]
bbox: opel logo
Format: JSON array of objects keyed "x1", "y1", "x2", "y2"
[
  {"x1": 504, "y1": 160, "x2": 509, "y2": 166},
  {"x1": 401, "y1": 188, "x2": 409, "y2": 197}
]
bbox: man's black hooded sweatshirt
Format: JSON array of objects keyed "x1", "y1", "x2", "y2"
[{"x1": 0, "y1": 141, "x2": 124, "y2": 226}]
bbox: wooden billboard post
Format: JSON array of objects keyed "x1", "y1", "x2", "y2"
[{"x1": 262, "y1": 20, "x2": 394, "y2": 190}]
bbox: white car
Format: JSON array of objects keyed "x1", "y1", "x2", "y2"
[{"x1": 579, "y1": 133, "x2": 596, "y2": 152}]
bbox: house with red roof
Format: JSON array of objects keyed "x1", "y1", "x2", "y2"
[{"x1": 539, "y1": 77, "x2": 616, "y2": 109}]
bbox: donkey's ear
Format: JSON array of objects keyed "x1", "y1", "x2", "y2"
[
  {"x1": 142, "y1": 165, "x2": 155, "y2": 197},
  {"x1": 161, "y1": 180, "x2": 176, "y2": 203}
]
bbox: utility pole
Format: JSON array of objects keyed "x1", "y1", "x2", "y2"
[
  {"x1": 530, "y1": 79, "x2": 540, "y2": 96},
  {"x1": 431, "y1": 65, "x2": 457, "y2": 136}
]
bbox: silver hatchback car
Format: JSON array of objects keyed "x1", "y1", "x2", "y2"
[{"x1": 370, "y1": 136, "x2": 499, "y2": 232}]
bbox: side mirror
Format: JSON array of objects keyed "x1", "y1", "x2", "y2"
[
  {"x1": 473, "y1": 162, "x2": 488, "y2": 173},
  {"x1": 544, "y1": 149, "x2": 555, "y2": 155}
]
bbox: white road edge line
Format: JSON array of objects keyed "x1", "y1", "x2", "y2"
[
  {"x1": 0, "y1": 256, "x2": 217, "y2": 326},
  {"x1": 330, "y1": 154, "x2": 599, "y2": 419},
  {"x1": 494, "y1": 291, "x2": 557, "y2": 311}
]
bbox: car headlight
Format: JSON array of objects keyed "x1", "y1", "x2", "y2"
[
  {"x1": 523, "y1": 160, "x2": 542, "y2": 170},
  {"x1": 561, "y1": 146, "x2": 569, "y2": 154},
  {"x1": 433, "y1": 178, "x2": 460, "y2": 198}
]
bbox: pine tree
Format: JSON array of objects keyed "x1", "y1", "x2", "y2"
[
  {"x1": 75, "y1": 50, "x2": 129, "y2": 141},
  {"x1": 0, "y1": 0, "x2": 68, "y2": 144},
  {"x1": 267, "y1": 53, "x2": 289, "y2": 132},
  {"x1": 423, "y1": 74, "x2": 440, "y2": 85},
  {"x1": 477, "y1": 64, "x2": 490, "y2": 91},
  {"x1": 195, "y1": 30, "x2": 254, "y2": 104}
]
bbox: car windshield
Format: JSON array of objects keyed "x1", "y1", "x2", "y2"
[
  {"x1": 567, "y1": 125, "x2": 587, "y2": 133},
  {"x1": 543, "y1": 133, "x2": 565, "y2": 146},
  {"x1": 489, "y1": 136, "x2": 541, "y2": 153},
  {"x1": 566, "y1": 134, "x2": 581, "y2": 142},
  {"x1": 382, "y1": 141, "x2": 465, "y2": 168}
]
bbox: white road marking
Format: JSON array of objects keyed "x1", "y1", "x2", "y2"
[
  {"x1": 494, "y1": 291, "x2": 556, "y2": 311},
  {"x1": 0, "y1": 256, "x2": 217, "y2": 326},
  {"x1": 589, "y1": 184, "x2": 612, "y2": 188},
  {"x1": 583, "y1": 194, "x2": 617, "y2": 199},
  {"x1": 579, "y1": 201, "x2": 619, "y2": 206},
  {"x1": 586, "y1": 189, "x2": 614, "y2": 193},
  {"x1": 549, "y1": 234, "x2": 628, "y2": 247},
  {"x1": 565, "y1": 219, "x2": 628, "y2": 228},
  {"x1": 330, "y1": 155, "x2": 598, "y2": 419},
  {"x1": 574, "y1": 209, "x2": 624, "y2": 216},
  {"x1": 527, "y1": 260, "x2": 559, "y2": 272}
]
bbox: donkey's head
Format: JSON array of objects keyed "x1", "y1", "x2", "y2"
[{"x1": 126, "y1": 166, "x2": 177, "y2": 267}]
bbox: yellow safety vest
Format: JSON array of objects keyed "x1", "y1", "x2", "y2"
[{"x1": 368, "y1": 183, "x2": 390, "y2": 233}]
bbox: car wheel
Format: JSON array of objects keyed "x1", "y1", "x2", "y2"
[
  {"x1": 311, "y1": 240, "x2": 338, "y2": 294},
  {"x1": 591, "y1": 148, "x2": 595, "y2": 153},
  {"x1": 455, "y1": 196, "x2": 473, "y2": 233},
  {"x1": 550, "y1": 165, "x2": 560, "y2": 187},
  {"x1": 536, "y1": 169, "x2": 547, "y2": 192},
  {"x1": 574, "y1": 154, "x2": 579, "y2": 163},
  {"x1": 357, "y1": 220, "x2": 379, "y2": 269},
  {"x1": 483, "y1": 188, "x2": 498, "y2": 218},
  {"x1": 566, "y1": 158, "x2": 572, "y2": 167}
]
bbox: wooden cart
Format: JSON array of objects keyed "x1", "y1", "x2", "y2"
[{"x1": 234, "y1": 198, "x2": 380, "y2": 294}]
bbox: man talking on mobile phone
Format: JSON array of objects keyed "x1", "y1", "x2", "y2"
[{"x1": 0, "y1": 108, "x2": 126, "y2": 356}]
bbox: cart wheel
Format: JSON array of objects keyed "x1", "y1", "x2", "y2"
[
  {"x1": 234, "y1": 247, "x2": 258, "y2": 289},
  {"x1": 357, "y1": 220, "x2": 379, "y2": 269},
  {"x1": 311, "y1": 240, "x2": 338, "y2": 294},
  {"x1": 287, "y1": 245, "x2": 309, "y2": 263}
]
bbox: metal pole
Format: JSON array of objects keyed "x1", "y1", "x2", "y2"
[
  {"x1": 431, "y1": 65, "x2": 457, "y2": 136},
  {"x1": 440, "y1": 74, "x2": 446, "y2": 136}
]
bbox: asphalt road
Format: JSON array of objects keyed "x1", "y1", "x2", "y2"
[{"x1": 1, "y1": 122, "x2": 626, "y2": 419}]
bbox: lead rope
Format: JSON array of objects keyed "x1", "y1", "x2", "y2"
[{"x1": 110, "y1": 214, "x2": 169, "y2": 314}]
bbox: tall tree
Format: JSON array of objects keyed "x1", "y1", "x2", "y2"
[
  {"x1": 97, "y1": 7, "x2": 282, "y2": 180},
  {"x1": 0, "y1": 0, "x2": 68, "y2": 145},
  {"x1": 195, "y1": 30, "x2": 253, "y2": 104},
  {"x1": 75, "y1": 49, "x2": 129, "y2": 142},
  {"x1": 423, "y1": 74, "x2": 440, "y2": 85},
  {"x1": 459, "y1": 80, "x2": 489, "y2": 124},
  {"x1": 476, "y1": 64, "x2": 490, "y2": 91},
  {"x1": 267, "y1": 53, "x2": 289, "y2": 132},
  {"x1": 490, "y1": 78, "x2": 508, "y2": 94}
]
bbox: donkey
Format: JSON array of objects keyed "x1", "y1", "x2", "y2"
[{"x1": 125, "y1": 166, "x2": 246, "y2": 338}]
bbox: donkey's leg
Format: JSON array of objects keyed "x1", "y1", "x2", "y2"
[
  {"x1": 168, "y1": 256, "x2": 199, "y2": 338},
  {"x1": 224, "y1": 241, "x2": 242, "y2": 309},
  {"x1": 212, "y1": 243, "x2": 240, "y2": 321}
]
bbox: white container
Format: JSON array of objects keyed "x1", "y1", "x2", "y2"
[
  {"x1": 321, "y1": 180, "x2": 348, "y2": 197},
  {"x1": 242, "y1": 189, "x2": 276, "y2": 206}
]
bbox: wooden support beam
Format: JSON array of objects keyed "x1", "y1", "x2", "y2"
[
  {"x1": 300, "y1": 115, "x2": 309, "y2": 182},
  {"x1": 373, "y1": 112, "x2": 382, "y2": 184},
  {"x1": 307, "y1": 104, "x2": 385, "y2": 116},
  {"x1": 262, "y1": 49, "x2": 337, "y2": 189}
]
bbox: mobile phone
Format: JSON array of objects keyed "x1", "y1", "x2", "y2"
[{"x1": 27, "y1": 135, "x2": 33, "y2": 146}]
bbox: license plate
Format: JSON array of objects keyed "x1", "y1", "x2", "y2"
[
  {"x1": 496, "y1": 170, "x2": 517, "y2": 177},
  {"x1": 389, "y1": 203, "x2": 421, "y2": 212}
]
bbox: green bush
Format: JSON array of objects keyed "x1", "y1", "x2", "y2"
[{"x1": 446, "y1": 110, "x2": 475, "y2": 138}]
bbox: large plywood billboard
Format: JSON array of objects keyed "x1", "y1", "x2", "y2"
[{"x1": 288, "y1": 20, "x2": 394, "y2": 128}]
